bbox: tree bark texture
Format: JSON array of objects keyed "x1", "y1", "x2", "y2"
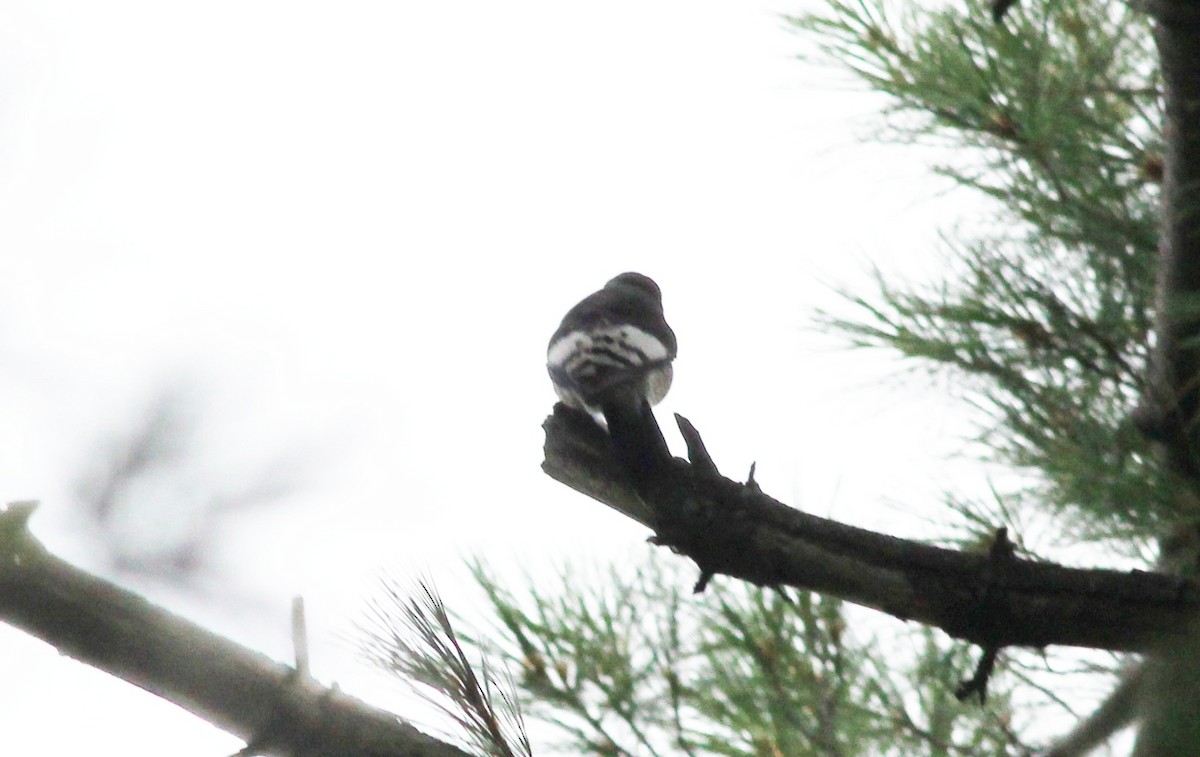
[
  {"x1": 542, "y1": 405, "x2": 1200, "y2": 654},
  {"x1": 0, "y1": 502, "x2": 471, "y2": 757},
  {"x1": 1147, "y1": 6, "x2": 1200, "y2": 478}
]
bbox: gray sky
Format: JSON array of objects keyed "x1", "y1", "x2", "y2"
[{"x1": 0, "y1": 0, "x2": 995, "y2": 753}]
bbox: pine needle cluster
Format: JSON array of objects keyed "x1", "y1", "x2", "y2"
[{"x1": 795, "y1": 0, "x2": 1168, "y2": 543}]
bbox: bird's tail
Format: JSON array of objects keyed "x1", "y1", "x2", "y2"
[{"x1": 601, "y1": 397, "x2": 671, "y2": 477}]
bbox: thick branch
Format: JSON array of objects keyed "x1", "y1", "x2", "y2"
[
  {"x1": 0, "y1": 502, "x2": 470, "y2": 757},
  {"x1": 1145, "y1": 9, "x2": 1200, "y2": 474},
  {"x1": 543, "y1": 407, "x2": 1200, "y2": 653}
]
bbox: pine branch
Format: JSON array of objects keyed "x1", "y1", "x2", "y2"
[
  {"x1": 0, "y1": 502, "x2": 470, "y2": 757},
  {"x1": 542, "y1": 405, "x2": 1200, "y2": 655},
  {"x1": 359, "y1": 577, "x2": 532, "y2": 757}
]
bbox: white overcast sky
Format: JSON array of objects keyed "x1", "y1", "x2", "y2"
[{"x1": 0, "y1": 0, "x2": 1009, "y2": 754}]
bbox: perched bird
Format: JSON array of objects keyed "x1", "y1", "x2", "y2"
[{"x1": 547, "y1": 273, "x2": 677, "y2": 469}]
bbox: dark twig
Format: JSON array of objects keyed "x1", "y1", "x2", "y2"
[
  {"x1": 991, "y1": 0, "x2": 1019, "y2": 24},
  {"x1": 675, "y1": 413, "x2": 719, "y2": 476},
  {"x1": 747, "y1": 462, "x2": 762, "y2": 495},
  {"x1": 955, "y1": 645, "x2": 1000, "y2": 705}
]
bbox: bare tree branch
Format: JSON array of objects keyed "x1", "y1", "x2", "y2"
[
  {"x1": 542, "y1": 406, "x2": 1200, "y2": 655},
  {"x1": 0, "y1": 502, "x2": 472, "y2": 757}
]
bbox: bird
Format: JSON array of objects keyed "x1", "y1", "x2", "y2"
[{"x1": 547, "y1": 272, "x2": 677, "y2": 470}]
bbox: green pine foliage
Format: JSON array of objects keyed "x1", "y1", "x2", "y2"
[
  {"x1": 361, "y1": 556, "x2": 1064, "y2": 756},
  {"x1": 464, "y1": 555, "x2": 1024, "y2": 757},
  {"x1": 361, "y1": 577, "x2": 533, "y2": 757},
  {"x1": 796, "y1": 0, "x2": 1169, "y2": 542}
]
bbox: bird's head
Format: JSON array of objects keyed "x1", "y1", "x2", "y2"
[{"x1": 605, "y1": 272, "x2": 662, "y2": 301}]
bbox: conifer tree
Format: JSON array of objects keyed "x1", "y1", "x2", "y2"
[{"x1": 365, "y1": 0, "x2": 1200, "y2": 754}]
